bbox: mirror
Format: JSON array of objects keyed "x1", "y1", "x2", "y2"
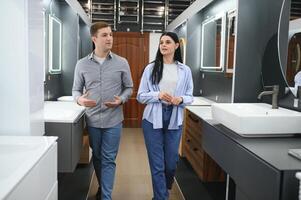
[
  {"x1": 278, "y1": 0, "x2": 301, "y2": 96},
  {"x1": 200, "y1": 13, "x2": 226, "y2": 71},
  {"x1": 225, "y1": 10, "x2": 237, "y2": 74},
  {"x1": 49, "y1": 15, "x2": 62, "y2": 74},
  {"x1": 286, "y1": 19, "x2": 301, "y2": 96}
]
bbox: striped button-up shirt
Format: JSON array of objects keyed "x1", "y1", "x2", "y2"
[{"x1": 72, "y1": 52, "x2": 133, "y2": 128}]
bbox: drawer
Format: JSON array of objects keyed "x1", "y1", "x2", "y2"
[
  {"x1": 186, "y1": 112, "x2": 203, "y2": 137},
  {"x1": 186, "y1": 127, "x2": 202, "y2": 147},
  {"x1": 185, "y1": 132, "x2": 204, "y2": 161},
  {"x1": 187, "y1": 112, "x2": 202, "y2": 130},
  {"x1": 184, "y1": 140, "x2": 205, "y2": 179}
]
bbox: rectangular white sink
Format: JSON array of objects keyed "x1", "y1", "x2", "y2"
[
  {"x1": 211, "y1": 103, "x2": 301, "y2": 136},
  {"x1": 44, "y1": 101, "x2": 85, "y2": 123}
]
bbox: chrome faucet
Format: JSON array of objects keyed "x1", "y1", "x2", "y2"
[{"x1": 257, "y1": 85, "x2": 279, "y2": 109}]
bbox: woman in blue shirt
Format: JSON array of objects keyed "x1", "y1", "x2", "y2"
[{"x1": 137, "y1": 32, "x2": 193, "y2": 200}]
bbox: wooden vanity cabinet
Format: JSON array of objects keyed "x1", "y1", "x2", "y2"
[{"x1": 181, "y1": 108, "x2": 225, "y2": 182}]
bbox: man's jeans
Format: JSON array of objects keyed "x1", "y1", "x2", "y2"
[
  {"x1": 142, "y1": 105, "x2": 182, "y2": 200},
  {"x1": 88, "y1": 123, "x2": 122, "y2": 200}
]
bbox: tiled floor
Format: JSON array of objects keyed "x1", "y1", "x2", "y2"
[{"x1": 87, "y1": 128, "x2": 185, "y2": 200}]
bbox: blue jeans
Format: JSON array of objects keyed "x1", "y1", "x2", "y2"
[
  {"x1": 142, "y1": 105, "x2": 182, "y2": 200},
  {"x1": 88, "y1": 123, "x2": 122, "y2": 200}
]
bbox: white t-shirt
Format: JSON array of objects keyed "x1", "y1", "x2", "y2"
[
  {"x1": 94, "y1": 54, "x2": 105, "y2": 65},
  {"x1": 159, "y1": 63, "x2": 178, "y2": 96}
]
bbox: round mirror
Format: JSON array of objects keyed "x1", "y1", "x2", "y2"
[{"x1": 278, "y1": 0, "x2": 301, "y2": 96}]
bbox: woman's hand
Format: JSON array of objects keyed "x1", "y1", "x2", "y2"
[
  {"x1": 159, "y1": 92, "x2": 173, "y2": 103},
  {"x1": 171, "y1": 96, "x2": 183, "y2": 105}
]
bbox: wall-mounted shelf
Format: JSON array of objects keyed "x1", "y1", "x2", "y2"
[
  {"x1": 142, "y1": 0, "x2": 165, "y2": 32},
  {"x1": 118, "y1": 0, "x2": 139, "y2": 24},
  {"x1": 78, "y1": 0, "x2": 195, "y2": 32},
  {"x1": 91, "y1": 0, "x2": 116, "y2": 30}
]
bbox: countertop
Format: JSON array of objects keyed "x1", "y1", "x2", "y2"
[
  {"x1": 0, "y1": 136, "x2": 57, "y2": 199},
  {"x1": 44, "y1": 101, "x2": 85, "y2": 123},
  {"x1": 185, "y1": 100, "x2": 301, "y2": 170},
  {"x1": 186, "y1": 106, "x2": 214, "y2": 121},
  {"x1": 190, "y1": 96, "x2": 215, "y2": 106}
]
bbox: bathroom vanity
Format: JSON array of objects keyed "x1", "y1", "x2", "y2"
[
  {"x1": 44, "y1": 101, "x2": 85, "y2": 172},
  {"x1": 203, "y1": 121, "x2": 301, "y2": 200},
  {"x1": 203, "y1": 122, "x2": 301, "y2": 200},
  {"x1": 185, "y1": 104, "x2": 301, "y2": 200}
]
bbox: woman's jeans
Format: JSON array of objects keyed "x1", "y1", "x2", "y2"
[
  {"x1": 88, "y1": 123, "x2": 122, "y2": 200},
  {"x1": 142, "y1": 105, "x2": 182, "y2": 200}
]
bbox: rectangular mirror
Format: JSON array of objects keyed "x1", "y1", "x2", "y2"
[
  {"x1": 49, "y1": 15, "x2": 62, "y2": 74},
  {"x1": 200, "y1": 13, "x2": 226, "y2": 71},
  {"x1": 225, "y1": 10, "x2": 237, "y2": 74}
]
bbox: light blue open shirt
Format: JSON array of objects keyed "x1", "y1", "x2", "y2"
[{"x1": 137, "y1": 61, "x2": 194, "y2": 129}]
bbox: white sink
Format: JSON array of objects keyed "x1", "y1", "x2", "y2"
[
  {"x1": 44, "y1": 101, "x2": 85, "y2": 123},
  {"x1": 211, "y1": 103, "x2": 301, "y2": 136}
]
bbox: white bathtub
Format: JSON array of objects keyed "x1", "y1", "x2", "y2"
[{"x1": 0, "y1": 136, "x2": 58, "y2": 200}]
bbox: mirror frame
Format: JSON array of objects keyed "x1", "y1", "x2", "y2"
[
  {"x1": 179, "y1": 37, "x2": 187, "y2": 64},
  {"x1": 200, "y1": 12, "x2": 226, "y2": 71},
  {"x1": 43, "y1": 10, "x2": 46, "y2": 82},
  {"x1": 48, "y1": 15, "x2": 62, "y2": 74}
]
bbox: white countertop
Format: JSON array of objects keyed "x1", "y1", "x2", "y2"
[
  {"x1": 57, "y1": 96, "x2": 74, "y2": 102},
  {"x1": 191, "y1": 96, "x2": 215, "y2": 106},
  {"x1": 44, "y1": 101, "x2": 85, "y2": 123},
  {"x1": 186, "y1": 106, "x2": 213, "y2": 120},
  {"x1": 0, "y1": 136, "x2": 57, "y2": 199}
]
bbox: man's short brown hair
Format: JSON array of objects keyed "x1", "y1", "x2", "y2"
[{"x1": 90, "y1": 22, "x2": 111, "y2": 36}]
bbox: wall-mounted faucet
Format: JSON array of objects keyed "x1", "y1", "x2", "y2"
[{"x1": 257, "y1": 85, "x2": 279, "y2": 109}]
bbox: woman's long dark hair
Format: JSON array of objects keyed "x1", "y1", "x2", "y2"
[{"x1": 151, "y1": 32, "x2": 183, "y2": 85}]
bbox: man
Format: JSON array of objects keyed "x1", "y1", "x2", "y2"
[{"x1": 72, "y1": 22, "x2": 133, "y2": 200}]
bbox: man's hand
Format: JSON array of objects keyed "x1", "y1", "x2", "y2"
[
  {"x1": 158, "y1": 92, "x2": 173, "y2": 103},
  {"x1": 77, "y1": 92, "x2": 97, "y2": 107},
  {"x1": 104, "y1": 96, "x2": 122, "y2": 108},
  {"x1": 171, "y1": 96, "x2": 183, "y2": 105}
]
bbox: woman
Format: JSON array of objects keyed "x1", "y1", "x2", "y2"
[{"x1": 137, "y1": 32, "x2": 193, "y2": 200}]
